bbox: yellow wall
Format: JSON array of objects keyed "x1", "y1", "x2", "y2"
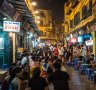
[
  {"x1": 36, "y1": 9, "x2": 54, "y2": 40},
  {"x1": 91, "y1": 32, "x2": 96, "y2": 57},
  {"x1": 25, "y1": 0, "x2": 34, "y2": 14},
  {"x1": 64, "y1": 0, "x2": 96, "y2": 57},
  {"x1": 64, "y1": 0, "x2": 95, "y2": 34}
]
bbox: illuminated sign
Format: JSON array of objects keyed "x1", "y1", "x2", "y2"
[
  {"x1": 70, "y1": 38, "x2": 77, "y2": 43},
  {"x1": 85, "y1": 40, "x2": 93, "y2": 46},
  {"x1": 78, "y1": 36, "x2": 83, "y2": 42},
  {"x1": 3, "y1": 21, "x2": 20, "y2": 32}
]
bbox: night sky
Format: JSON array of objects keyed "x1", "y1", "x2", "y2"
[{"x1": 37, "y1": 0, "x2": 67, "y2": 21}]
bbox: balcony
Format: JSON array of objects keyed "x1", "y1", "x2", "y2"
[
  {"x1": 71, "y1": 0, "x2": 79, "y2": 9},
  {"x1": 66, "y1": 0, "x2": 79, "y2": 15},
  {"x1": 66, "y1": 0, "x2": 70, "y2": 6},
  {"x1": 66, "y1": 9, "x2": 72, "y2": 15}
]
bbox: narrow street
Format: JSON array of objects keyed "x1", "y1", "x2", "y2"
[
  {"x1": 67, "y1": 66, "x2": 96, "y2": 90},
  {"x1": 0, "y1": 0, "x2": 96, "y2": 90},
  {"x1": 48, "y1": 66, "x2": 96, "y2": 90}
]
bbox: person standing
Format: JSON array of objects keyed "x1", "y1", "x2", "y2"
[
  {"x1": 81, "y1": 45, "x2": 87, "y2": 62},
  {"x1": 58, "y1": 46, "x2": 64, "y2": 59},
  {"x1": 21, "y1": 53, "x2": 29, "y2": 66},
  {"x1": 28, "y1": 67, "x2": 48, "y2": 90},
  {"x1": 47, "y1": 60, "x2": 53, "y2": 77},
  {"x1": 30, "y1": 60, "x2": 43, "y2": 78},
  {"x1": 48, "y1": 62, "x2": 70, "y2": 90},
  {"x1": 53, "y1": 45, "x2": 59, "y2": 57}
]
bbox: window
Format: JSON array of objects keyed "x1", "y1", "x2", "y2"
[
  {"x1": 40, "y1": 11, "x2": 45, "y2": 17},
  {"x1": 82, "y1": 5, "x2": 87, "y2": 19},
  {"x1": 82, "y1": 2, "x2": 92, "y2": 20},
  {"x1": 18, "y1": 36, "x2": 23, "y2": 47},
  {"x1": 40, "y1": 20, "x2": 43, "y2": 26},
  {"x1": 88, "y1": 0, "x2": 92, "y2": 16},
  {"x1": 40, "y1": 31, "x2": 43, "y2": 35},
  {"x1": 70, "y1": 0, "x2": 78, "y2": 4},
  {"x1": 66, "y1": 0, "x2": 70, "y2": 6},
  {"x1": 70, "y1": 20, "x2": 73, "y2": 28},
  {"x1": 74, "y1": 12, "x2": 80, "y2": 25}
]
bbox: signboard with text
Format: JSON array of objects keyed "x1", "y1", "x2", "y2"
[
  {"x1": 85, "y1": 40, "x2": 93, "y2": 46},
  {"x1": 70, "y1": 38, "x2": 77, "y2": 43},
  {"x1": 3, "y1": 21, "x2": 20, "y2": 32}
]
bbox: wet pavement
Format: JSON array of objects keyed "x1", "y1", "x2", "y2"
[
  {"x1": 49, "y1": 66, "x2": 96, "y2": 90},
  {"x1": 67, "y1": 66, "x2": 96, "y2": 90},
  {"x1": 0, "y1": 66, "x2": 96, "y2": 90}
]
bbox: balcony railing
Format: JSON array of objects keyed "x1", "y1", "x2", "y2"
[
  {"x1": 70, "y1": 20, "x2": 73, "y2": 28},
  {"x1": 66, "y1": 0, "x2": 79, "y2": 15},
  {"x1": 71, "y1": 0, "x2": 79, "y2": 9},
  {"x1": 82, "y1": 1, "x2": 92, "y2": 20},
  {"x1": 66, "y1": 0, "x2": 70, "y2": 6},
  {"x1": 66, "y1": 9, "x2": 72, "y2": 15}
]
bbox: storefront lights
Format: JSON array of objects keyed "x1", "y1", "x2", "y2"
[
  {"x1": 36, "y1": 21, "x2": 40, "y2": 24},
  {"x1": 36, "y1": 16, "x2": 40, "y2": 19},
  {"x1": 0, "y1": 37, "x2": 3, "y2": 42},
  {"x1": 32, "y1": 1, "x2": 37, "y2": 6},
  {"x1": 3, "y1": 17, "x2": 7, "y2": 20},
  {"x1": 78, "y1": 36, "x2": 83, "y2": 42},
  {"x1": 37, "y1": 37, "x2": 40, "y2": 42},
  {"x1": 35, "y1": 11, "x2": 39, "y2": 14},
  {"x1": 70, "y1": 34, "x2": 73, "y2": 38},
  {"x1": 66, "y1": 37, "x2": 70, "y2": 41},
  {"x1": 28, "y1": 33, "x2": 33, "y2": 38}
]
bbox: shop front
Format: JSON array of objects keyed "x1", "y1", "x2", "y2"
[
  {"x1": 23, "y1": 21, "x2": 34, "y2": 51},
  {"x1": 78, "y1": 24, "x2": 96, "y2": 52},
  {"x1": 0, "y1": 0, "x2": 16, "y2": 66},
  {"x1": 65, "y1": 32, "x2": 78, "y2": 48},
  {"x1": 65, "y1": 28, "x2": 93, "y2": 51},
  {"x1": 88, "y1": 22, "x2": 96, "y2": 59}
]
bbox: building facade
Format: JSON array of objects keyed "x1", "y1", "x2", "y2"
[
  {"x1": 0, "y1": 0, "x2": 40, "y2": 66},
  {"x1": 64, "y1": 0, "x2": 96, "y2": 57},
  {"x1": 53, "y1": 20, "x2": 64, "y2": 41},
  {"x1": 34, "y1": 9, "x2": 55, "y2": 44}
]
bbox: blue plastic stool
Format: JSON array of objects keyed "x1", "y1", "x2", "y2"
[{"x1": 2, "y1": 64, "x2": 8, "y2": 69}]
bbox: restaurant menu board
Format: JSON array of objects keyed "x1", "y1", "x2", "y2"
[{"x1": 3, "y1": 21, "x2": 20, "y2": 32}]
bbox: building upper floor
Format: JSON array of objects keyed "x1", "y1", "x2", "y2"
[
  {"x1": 33, "y1": 9, "x2": 53, "y2": 38},
  {"x1": 64, "y1": 0, "x2": 96, "y2": 34},
  {"x1": 35, "y1": 9, "x2": 52, "y2": 27}
]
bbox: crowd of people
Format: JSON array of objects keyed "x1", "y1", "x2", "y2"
[
  {"x1": 72, "y1": 45, "x2": 95, "y2": 65},
  {"x1": 1, "y1": 44, "x2": 70, "y2": 90},
  {"x1": 1, "y1": 43, "x2": 95, "y2": 90}
]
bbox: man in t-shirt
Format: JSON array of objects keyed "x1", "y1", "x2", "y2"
[
  {"x1": 21, "y1": 53, "x2": 29, "y2": 65},
  {"x1": 48, "y1": 62, "x2": 70, "y2": 90}
]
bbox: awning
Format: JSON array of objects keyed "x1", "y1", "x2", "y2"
[
  {"x1": 0, "y1": 0, "x2": 15, "y2": 19},
  {"x1": 7, "y1": 0, "x2": 41, "y2": 36}
]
